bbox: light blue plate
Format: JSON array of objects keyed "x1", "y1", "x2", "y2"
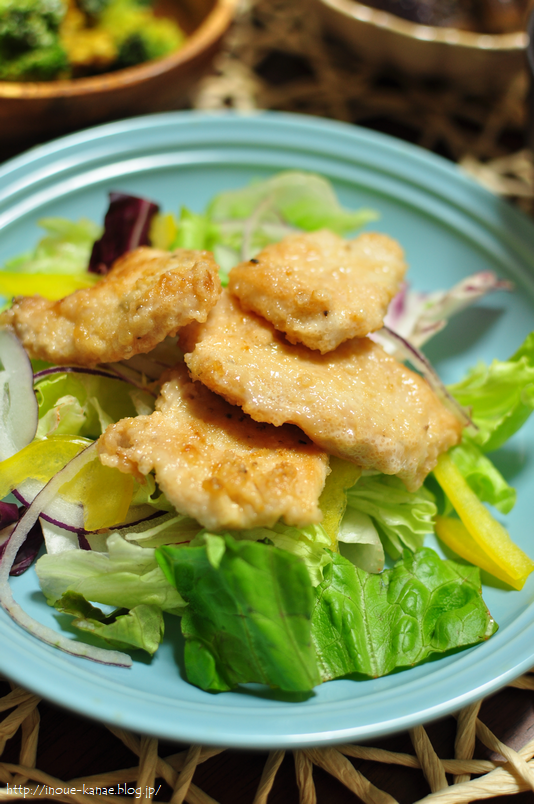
[{"x1": 1, "y1": 111, "x2": 534, "y2": 749}]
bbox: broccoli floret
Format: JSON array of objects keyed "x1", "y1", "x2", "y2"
[
  {"x1": 114, "y1": 31, "x2": 145, "y2": 68},
  {"x1": 0, "y1": 0, "x2": 65, "y2": 56},
  {"x1": 0, "y1": 0, "x2": 68, "y2": 79},
  {"x1": 100, "y1": 0, "x2": 184, "y2": 68},
  {"x1": 114, "y1": 21, "x2": 182, "y2": 68},
  {"x1": 0, "y1": 38, "x2": 68, "y2": 79},
  {"x1": 74, "y1": 0, "x2": 110, "y2": 22},
  {"x1": 136, "y1": 17, "x2": 184, "y2": 60}
]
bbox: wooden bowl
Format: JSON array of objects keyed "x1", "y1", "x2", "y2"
[
  {"x1": 0, "y1": 0, "x2": 238, "y2": 148},
  {"x1": 312, "y1": 0, "x2": 528, "y2": 93}
]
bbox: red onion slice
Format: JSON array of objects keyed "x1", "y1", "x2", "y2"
[
  {"x1": 0, "y1": 513, "x2": 44, "y2": 576},
  {"x1": 102, "y1": 363, "x2": 157, "y2": 395},
  {"x1": 379, "y1": 326, "x2": 475, "y2": 430},
  {"x1": 14, "y1": 482, "x2": 167, "y2": 538},
  {"x1": 0, "y1": 442, "x2": 132, "y2": 667},
  {"x1": 119, "y1": 354, "x2": 173, "y2": 381},
  {"x1": 0, "y1": 329, "x2": 38, "y2": 458},
  {"x1": 33, "y1": 366, "x2": 125, "y2": 382},
  {"x1": 13, "y1": 482, "x2": 85, "y2": 533}
]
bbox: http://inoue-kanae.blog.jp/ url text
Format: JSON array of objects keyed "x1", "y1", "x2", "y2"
[{"x1": 1, "y1": 785, "x2": 162, "y2": 798}]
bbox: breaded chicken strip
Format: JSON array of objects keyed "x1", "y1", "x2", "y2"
[
  {"x1": 228, "y1": 230, "x2": 406, "y2": 353},
  {"x1": 98, "y1": 364, "x2": 329, "y2": 531},
  {"x1": 182, "y1": 291, "x2": 462, "y2": 492},
  {"x1": 0, "y1": 247, "x2": 221, "y2": 367}
]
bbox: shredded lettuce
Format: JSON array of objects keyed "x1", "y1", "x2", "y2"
[
  {"x1": 448, "y1": 332, "x2": 534, "y2": 453},
  {"x1": 206, "y1": 171, "x2": 378, "y2": 279},
  {"x1": 345, "y1": 474, "x2": 437, "y2": 560},
  {"x1": 337, "y1": 508, "x2": 385, "y2": 574},
  {"x1": 209, "y1": 171, "x2": 377, "y2": 236},
  {"x1": 35, "y1": 372, "x2": 154, "y2": 439},
  {"x1": 3, "y1": 218, "x2": 101, "y2": 276},
  {"x1": 124, "y1": 513, "x2": 201, "y2": 548},
  {"x1": 171, "y1": 208, "x2": 220, "y2": 251},
  {"x1": 36, "y1": 533, "x2": 185, "y2": 615}
]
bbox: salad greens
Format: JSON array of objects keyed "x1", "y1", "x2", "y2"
[
  {"x1": 345, "y1": 474, "x2": 437, "y2": 560},
  {"x1": 156, "y1": 536, "x2": 496, "y2": 692},
  {"x1": 55, "y1": 592, "x2": 165, "y2": 655},
  {"x1": 37, "y1": 532, "x2": 186, "y2": 614},
  {"x1": 150, "y1": 172, "x2": 378, "y2": 283},
  {"x1": 448, "y1": 331, "x2": 534, "y2": 453},
  {"x1": 35, "y1": 370, "x2": 155, "y2": 439},
  {"x1": 312, "y1": 547, "x2": 496, "y2": 683},
  {"x1": 0, "y1": 170, "x2": 533, "y2": 695},
  {"x1": 158, "y1": 534, "x2": 320, "y2": 693}
]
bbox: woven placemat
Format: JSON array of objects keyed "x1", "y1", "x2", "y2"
[
  {"x1": 2, "y1": 1, "x2": 534, "y2": 802},
  {"x1": 1, "y1": 673, "x2": 534, "y2": 803},
  {"x1": 191, "y1": 0, "x2": 534, "y2": 205},
  {"x1": 192, "y1": 0, "x2": 529, "y2": 158}
]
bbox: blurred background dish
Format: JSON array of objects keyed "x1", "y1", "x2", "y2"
[
  {"x1": 311, "y1": 0, "x2": 530, "y2": 93},
  {"x1": 0, "y1": 0, "x2": 238, "y2": 149}
]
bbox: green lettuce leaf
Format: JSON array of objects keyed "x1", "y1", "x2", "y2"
[
  {"x1": 36, "y1": 533, "x2": 185, "y2": 614},
  {"x1": 207, "y1": 171, "x2": 378, "y2": 271},
  {"x1": 3, "y1": 218, "x2": 101, "y2": 275},
  {"x1": 312, "y1": 548, "x2": 497, "y2": 682},
  {"x1": 345, "y1": 474, "x2": 437, "y2": 559},
  {"x1": 54, "y1": 591, "x2": 164, "y2": 654},
  {"x1": 448, "y1": 331, "x2": 534, "y2": 452},
  {"x1": 171, "y1": 208, "x2": 220, "y2": 251},
  {"x1": 448, "y1": 438, "x2": 516, "y2": 514},
  {"x1": 156, "y1": 534, "x2": 320, "y2": 692},
  {"x1": 197, "y1": 522, "x2": 331, "y2": 587},
  {"x1": 337, "y1": 508, "x2": 385, "y2": 574},
  {"x1": 124, "y1": 513, "x2": 202, "y2": 548},
  {"x1": 35, "y1": 372, "x2": 154, "y2": 439}
]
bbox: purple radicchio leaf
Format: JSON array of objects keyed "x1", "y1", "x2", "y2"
[
  {"x1": 88, "y1": 192, "x2": 160, "y2": 275},
  {"x1": 0, "y1": 504, "x2": 44, "y2": 576}
]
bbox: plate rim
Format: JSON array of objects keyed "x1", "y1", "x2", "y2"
[{"x1": 1, "y1": 109, "x2": 534, "y2": 748}]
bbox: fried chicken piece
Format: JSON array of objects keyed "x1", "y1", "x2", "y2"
[
  {"x1": 182, "y1": 291, "x2": 462, "y2": 492},
  {"x1": 0, "y1": 247, "x2": 221, "y2": 367},
  {"x1": 98, "y1": 363, "x2": 329, "y2": 531},
  {"x1": 228, "y1": 230, "x2": 406, "y2": 352}
]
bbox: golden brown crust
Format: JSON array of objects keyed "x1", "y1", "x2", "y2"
[
  {"x1": 1, "y1": 246, "x2": 221, "y2": 366},
  {"x1": 98, "y1": 363, "x2": 329, "y2": 531},
  {"x1": 228, "y1": 230, "x2": 406, "y2": 352},
  {"x1": 183, "y1": 290, "x2": 462, "y2": 491}
]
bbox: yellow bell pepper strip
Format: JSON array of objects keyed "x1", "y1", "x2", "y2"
[
  {"x1": 0, "y1": 434, "x2": 133, "y2": 530},
  {"x1": 0, "y1": 435, "x2": 90, "y2": 499},
  {"x1": 435, "y1": 515, "x2": 522, "y2": 589},
  {"x1": 433, "y1": 452, "x2": 534, "y2": 589},
  {"x1": 319, "y1": 456, "x2": 361, "y2": 550},
  {"x1": 149, "y1": 213, "x2": 178, "y2": 251},
  {"x1": 60, "y1": 460, "x2": 134, "y2": 531},
  {"x1": 0, "y1": 272, "x2": 99, "y2": 301}
]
